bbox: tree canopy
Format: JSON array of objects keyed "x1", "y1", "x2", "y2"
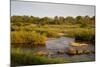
[{"x1": 11, "y1": 15, "x2": 95, "y2": 25}]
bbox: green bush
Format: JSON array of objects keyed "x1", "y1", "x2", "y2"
[
  {"x1": 46, "y1": 30, "x2": 60, "y2": 38},
  {"x1": 11, "y1": 48, "x2": 67, "y2": 66},
  {"x1": 11, "y1": 31, "x2": 46, "y2": 48},
  {"x1": 35, "y1": 29, "x2": 60, "y2": 38},
  {"x1": 66, "y1": 28, "x2": 95, "y2": 42},
  {"x1": 11, "y1": 26, "x2": 21, "y2": 31},
  {"x1": 11, "y1": 25, "x2": 35, "y2": 31}
]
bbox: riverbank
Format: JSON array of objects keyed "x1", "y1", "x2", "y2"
[
  {"x1": 11, "y1": 24, "x2": 95, "y2": 66},
  {"x1": 11, "y1": 47, "x2": 95, "y2": 66}
]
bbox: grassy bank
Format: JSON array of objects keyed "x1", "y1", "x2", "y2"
[
  {"x1": 11, "y1": 31, "x2": 46, "y2": 48},
  {"x1": 65, "y1": 28, "x2": 95, "y2": 43},
  {"x1": 11, "y1": 48, "x2": 67, "y2": 66},
  {"x1": 11, "y1": 24, "x2": 95, "y2": 48},
  {"x1": 11, "y1": 15, "x2": 95, "y2": 66},
  {"x1": 11, "y1": 48, "x2": 95, "y2": 66}
]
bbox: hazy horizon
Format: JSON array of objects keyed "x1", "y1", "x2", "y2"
[{"x1": 11, "y1": 1, "x2": 95, "y2": 17}]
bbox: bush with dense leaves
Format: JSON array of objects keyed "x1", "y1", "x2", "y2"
[
  {"x1": 11, "y1": 48, "x2": 67, "y2": 66},
  {"x1": 66, "y1": 28, "x2": 95, "y2": 43},
  {"x1": 11, "y1": 31, "x2": 46, "y2": 48}
]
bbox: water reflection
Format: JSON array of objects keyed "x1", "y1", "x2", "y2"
[{"x1": 46, "y1": 37, "x2": 75, "y2": 50}]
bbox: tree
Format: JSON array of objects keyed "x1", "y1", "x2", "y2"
[
  {"x1": 58, "y1": 16, "x2": 65, "y2": 24},
  {"x1": 65, "y1": 16, "x2": 75, "y2": 24},
  {"x1": 54, "y1": 16, "x2": 59, "y2": 24},
  {"x1": 39, "y1": 17, "x2": 50, "y2": 25},
  {"x1": 75, "y1": 16, "x2": 83, "y2": 24}
]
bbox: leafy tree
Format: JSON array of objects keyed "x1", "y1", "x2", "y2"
[
  {"x1": 65, "y1": 16, "x2": 75, "y2": 24},
  {"x1": 54, "y1": 16, "x2": 59, "y2": 24},
  {"x1": 11, "y1": 15, "x2": 95, "y2": 25},
  {"x1": 58, "y1": 16, "x2": 65, "y2": 24}
]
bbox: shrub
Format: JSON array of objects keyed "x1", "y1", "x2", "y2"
[
  {"x1": 11, "y1": 48, "x2": 67, "y2": 66},
  {"x1": 46, "y1": 30, "x2": 60, "y2": 38},
  {"x1": 36, "y1": 29, "x2": 60, "y2": 38},
  {"x1": 11, "y1": 31, "x2": 46, "y2": 48},
  {"x1": 66, "y1": 28, "x2": 95, "y2": 43},
  {"x1": 11, "y1": 26, "x2": 21, "y2": 31}
]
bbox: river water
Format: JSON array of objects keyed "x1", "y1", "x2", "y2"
[
  {"x1": 45, "y1": 37, "x2": 95, "y2": 61},
  {"x1": 13, "y1": 37, "x2": 95, "y2": 62},
  {"x1": 46, "y1": 37, "x2": 75, "y2": 50}
]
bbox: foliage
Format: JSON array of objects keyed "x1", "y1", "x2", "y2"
[
  {"x1": 11, "y1": 31, "x2": 46, "y2": 48},
  {"x1": 11, "y1": 16, "x2": 95, "y2": 25},
  {"x1": 65, "y1": 28, "x2": 95, "y2": 42},
  {"x1": 11, "y1": 15, "x2": 95, "y2": 66},
  {"x1": 11, "y1": 48, "x2": 95, "y2": 66},
  {"x1": 11, "y1": 48, "x2": 67, "y2": 66}
]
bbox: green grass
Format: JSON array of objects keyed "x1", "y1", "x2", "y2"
[
  {"x1": 11, "y1": 24, "x2": 95, "y2": 48},
  {"x1": 11, "y1": 48, "x2": 67, "y2": 66},
  {"x1": 65, "y1": 28, "x2": 95, "y2": 42},
  {"x1": 11, "y1": 48, "x2": 95, "y2": 66},
  {"x1": 11, "y1": 31, "x2": 46, "y2": 48},
  {"x1": 11, "y1": 16, "x2": 95, "y2": 66}
]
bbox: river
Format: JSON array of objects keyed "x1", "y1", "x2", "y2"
[
  {"x1": 12, "y1": 37, "x2": 95, "y2": 62},
  {"x1": 46, "y1": 37, "x2": 75, "y2": 50},
  {"x1": 45, "y1": 37, "x2": 95, "y2": 61}
]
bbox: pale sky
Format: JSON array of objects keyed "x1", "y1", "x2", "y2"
[{"x1": 11, "y1": 1, "x2": 95, "y2": 17}]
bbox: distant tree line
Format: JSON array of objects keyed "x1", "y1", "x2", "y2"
[{"x1": 11, "y1": 15, "x2": 95, "y2": 25}]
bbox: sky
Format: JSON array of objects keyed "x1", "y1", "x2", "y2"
[{"x1": 11, "y1": 1, "x2": 95, "y2": 17}]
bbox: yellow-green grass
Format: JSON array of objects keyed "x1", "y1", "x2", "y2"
[{"x1": 11, "y1": 31, "x2": 46, "y2": 48}]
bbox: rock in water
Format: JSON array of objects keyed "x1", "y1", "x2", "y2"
[{"x1": 69, "y1": 42, "x2": 88, "y2": 47}]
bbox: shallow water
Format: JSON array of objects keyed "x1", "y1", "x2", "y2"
[
  {"x1": 45, "y1": 37, "x2": 95, "y2": 60},
  {"x1": 12, "y1": 37, "x2": 95, "y2": 62},
  {"x1": 46, "y1": 37, "x2": 75, "y2": 50}
]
